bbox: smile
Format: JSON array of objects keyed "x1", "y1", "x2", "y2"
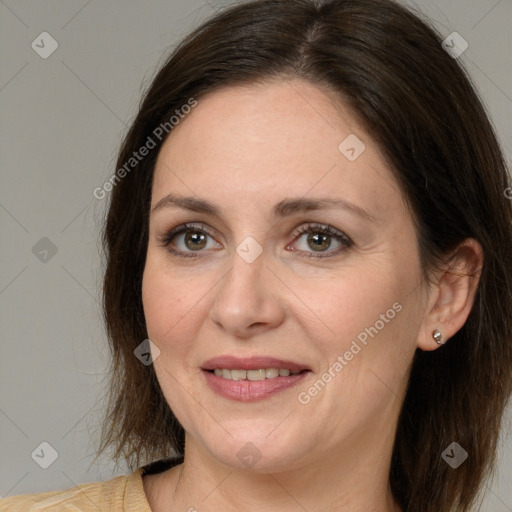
[
  {"x1": 210, "y1": 368, "x2": 302, "y2": 380},
  {"x1": 201, "y1": 355, "x2": 311, "y2": 401}
]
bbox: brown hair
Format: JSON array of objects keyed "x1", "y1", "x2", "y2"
[{"x1": 98, "y1": 1, "x2": 512, "y2": 510}]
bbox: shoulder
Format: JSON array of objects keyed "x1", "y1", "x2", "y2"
[{"x1": 0, "y1": 469, "x2": 150, "y2": 512}]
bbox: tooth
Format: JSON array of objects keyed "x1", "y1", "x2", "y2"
[
  {"x1": 265, "y1": 368, "x2": 279, "y2": 378},
  {"x1": 247, "y1": 369, "x2": 266, "y2": 381},
  {"x1": 212, "y1": 368, "x2": 302, "y2": 379},
  {"x1": 231, "y1": 369, "x2": 247, "y2": 380}
]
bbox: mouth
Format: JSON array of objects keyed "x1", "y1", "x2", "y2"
[
  {"x1": 201, "y1": 356, "x2": 312, "y2": 401},
  {"x1": 206, "y1": 368, "x2": 304, "y2": 380}
]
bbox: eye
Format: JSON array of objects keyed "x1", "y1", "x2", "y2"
[
  {"x1": 288, "y1": 223, "x2": 353, "y2": 258},
  {"x1": 158, "y1": 223, "x2": 221, "y2": 258},
  {"x1": 158, "y1": 221, "x2": 353, "y2": 259}
]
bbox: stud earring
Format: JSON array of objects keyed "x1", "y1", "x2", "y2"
[{"x1": 432, "y1": 329, "x2": 444, "y2": 345}]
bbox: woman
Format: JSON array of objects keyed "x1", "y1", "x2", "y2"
[{"x1": 2, "y1": 0, "x2": 511, "y2": 510}]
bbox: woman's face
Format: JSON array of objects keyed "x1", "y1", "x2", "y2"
[{"x1": 142, "y1": 79, "x2": 429, "y2": 472}]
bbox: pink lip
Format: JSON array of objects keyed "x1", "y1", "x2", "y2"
[{"x1": 201, "y1": 356, "x2": 311, "y2": 402}]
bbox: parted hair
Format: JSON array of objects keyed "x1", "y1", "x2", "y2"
[{"x1": 98, "y1": 1, "x2": 512, "y2": 511}]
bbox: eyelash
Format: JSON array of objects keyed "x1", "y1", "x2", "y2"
[{"x1": 158, "y1": 222, "x2": 353, "y2": 259}]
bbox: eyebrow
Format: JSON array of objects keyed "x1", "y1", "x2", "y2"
[{"x1": 151, "y1": 193, "x2": 376, "y2": 222}]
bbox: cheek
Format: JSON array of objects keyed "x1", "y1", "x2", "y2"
[
  {"x1": 141, "y1": 256, "x2": 194, "y2": 347},
  {"x1": 141, "y1": 252, "x2": 222, "y2": 374},
  {"x1": 300, "y1": 256, "x2": 421, "y2": 393},
  {"x1": 301, "y1": 266, "x2": 404, "y2": 351},
  {"x1": 141, "y1": 256, "x2": 214, "y2": 436},
  {"x1": 298, "y1": 275, "x2": 418, "y2": 435}
]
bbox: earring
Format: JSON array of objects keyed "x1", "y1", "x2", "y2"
[{"x1": 432, "y1": 329, "x2": 444, "y2": 345}]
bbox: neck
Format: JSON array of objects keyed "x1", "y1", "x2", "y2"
[{"x1": 145, "y1": 416, "x2": 402, "y2": 512}]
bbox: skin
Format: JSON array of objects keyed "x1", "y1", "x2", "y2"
[{"x1": 141, "y1": 78, "x2": 483, "y2": 512}]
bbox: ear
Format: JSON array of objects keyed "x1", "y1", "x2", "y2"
[{"x1": 417, "y1": 238, "x2": 483, "y2": 351}]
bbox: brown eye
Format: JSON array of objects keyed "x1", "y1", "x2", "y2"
[
  {"x1": 306, "y1": 232, "x2": 332, "y2": 251},
  {"x1": 289, "y1": 223, "x2": 353, "y2": 258},
  {"x1": 183, "y1": 231, "x2": 208, "y2": 250},
  {"x1": 160, "y1": 223, "x2": 221, "y2": 258}
]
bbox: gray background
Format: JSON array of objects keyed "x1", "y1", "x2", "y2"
[{"x1": 1, "y1": 0, "x2": 511, "y2": 509}]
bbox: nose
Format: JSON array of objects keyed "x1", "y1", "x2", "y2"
[{"x1": 209, "y1": 245, "x2": 285, "y2": 339}]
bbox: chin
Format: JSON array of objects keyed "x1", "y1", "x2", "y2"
[{"x1": 193, "y1": 423, "x2": 309, "y2": 473}]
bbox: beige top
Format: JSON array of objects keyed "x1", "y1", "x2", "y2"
[
  {"x1": 0, "y1": 457, "x2": 183, "y2": 511},
  {"x1": 0, "y1": 468, "x2": 152, "y2": 511},
  {"x1": 0, "y1": 468, "x2": 151, "y2": 512},
  {"x1": 0, "y1": 455, "x2": 183, "y2": 512}
]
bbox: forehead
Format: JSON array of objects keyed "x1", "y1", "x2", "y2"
[{"x1": 151, "y1": 79, "x2": 404, "y2": 220}]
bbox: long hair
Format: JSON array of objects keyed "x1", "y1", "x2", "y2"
[{"x1": 98, "y1": 1, "x2": 512, "y2": 510}]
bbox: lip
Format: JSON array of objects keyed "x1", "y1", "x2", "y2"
[{"x1": 201, "y1": 355, "x2": 311, "y2": 402}]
